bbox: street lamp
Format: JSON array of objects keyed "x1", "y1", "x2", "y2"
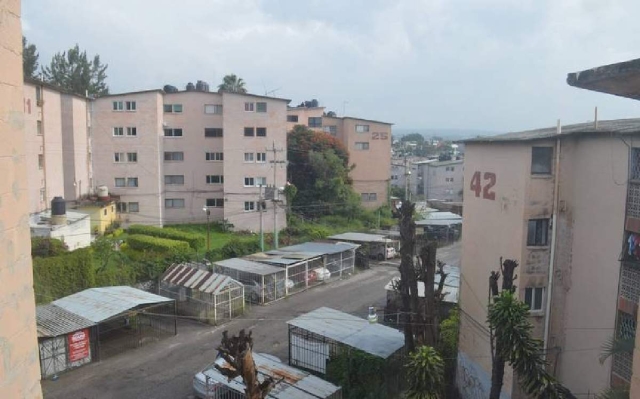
[{"x1": 202, "y1": 206, "x2": 211, "y2": 253}]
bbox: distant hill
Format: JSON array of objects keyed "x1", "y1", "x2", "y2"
[{"x1": 393, "y1": 128, "x2": 502, "y2": 140}]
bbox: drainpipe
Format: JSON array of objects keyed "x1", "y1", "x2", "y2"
[{"x1": 543, "y1": 120, "x2": 562, "y2": 362}]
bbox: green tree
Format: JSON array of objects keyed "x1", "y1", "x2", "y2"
[
  {"x1": 218, "y1": 74, "x2": 247, "y2": 93},
  {"x1": 31, "y1": 237, "x2": 68, "y2": 258},
  {"x1": 406, "y1": 346, "x2": 445, "y2": 399},
  {"x1": 42, "y1": 44, "x2": 108, "y2": 96},
  {"x1": 22, "y1": 36, "x2": 39, "y2": 78},
  {"x1": 401, "y1": 133, "x2": 425, "y2": 144}
]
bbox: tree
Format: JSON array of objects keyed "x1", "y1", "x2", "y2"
[
  {"x1": 215, "y1": 329, "x2": 280, "y2": 399},
  {"x1": 488, "y1": 259, "x2": 576, "y2": 399},
  {"x1": 406, "y1": 346, "x2": 445, "y2": 399},
  {"x1": 23, "y1": 36, "x2": 39, "y2": 78},
  {"x1": 596, "y1": 336, "x2": 634, "y2": 399},
  {"x1": 218, "y1": 74, "x2": 247, "y2": 93},
  {"x1": 401, "y1": 133, "x2": 425, "y2": 144},
  {"x1": 42, "y1": 44, "x2": 108, "y2": 96}
]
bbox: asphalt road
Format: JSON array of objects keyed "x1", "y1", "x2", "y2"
[{"x1": 42, "y1": 241, "x2": 460, "y2": 399}]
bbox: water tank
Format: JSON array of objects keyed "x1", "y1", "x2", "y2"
[
  {"x1": 196, "y1": 80, "x2": 210, "y2": 92},
  {"x1": 51, "y1": 196, "x2": 66, "y2": 216},
  {"x1": 97, "y1": 185, "x2": 109, "y2": 200},
  {"x1": 163, "y1": 84, "x2": 179, "y2": 93},
  {"x1": 186, "y1": 82, "x2": 195, "y2": 91}
]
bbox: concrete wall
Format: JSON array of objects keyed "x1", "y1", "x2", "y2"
[
  {"x1": 0, "y1": 0, "x2": 43, "y2": 396},
  {"x1": 423, "y1": 160, "x2": 464, "y2": 201},
  {"x1": 61, "y1": 94, "x2": 91, "y2": 200},
  {"x1": 286, "y1": 107, "x2": 324, "y2": 132},
  {"x1": 92, "y1": 91, "x2": 164, "y2": 226}
]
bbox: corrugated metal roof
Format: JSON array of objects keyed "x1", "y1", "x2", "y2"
[
  {"x1": 161, "y1": 263, "x2": 242, "y2": 294},
  {"x1": 287, "y1": 307, "x2": 405, "y2": 359},
  {"x1": 36, "y1": 304, "x2": 94, "y2": 338},
  {"x1": 279, "y1": 241, "x2": 359, "y2": 255},
  {"x1": 463, "y1": 118, "x2": 640, "y2": 143},
  {"x1": 327, "y1": 232, "x2": 388, "y2": 243},
  {"x1": 198, "y1": 353, "x2": 341, "y2": 398},
  {"x1": 52, "y1": 286, "x2": 174, "y2": 323},
  {"x1": 214, "y1": 258, "x2": 284, "y2": 275}
]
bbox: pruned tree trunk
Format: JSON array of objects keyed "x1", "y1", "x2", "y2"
[
  {"x1": 419, "y1": 241, "x2": 438, "y2": 346},
  {"x1": 399, "y1": 201, "x2": 417, "y2": 352}
]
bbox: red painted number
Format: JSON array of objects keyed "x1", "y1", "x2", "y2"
[
  {"x1": 372, "y1": 132, "x2": 388, "y2": 140},
  {"x1": 470, "y1": 171, "x2": 496, "y2": 200},
  {"x1": 24, "y1": 98, "x2": 31, "y2": 114}
]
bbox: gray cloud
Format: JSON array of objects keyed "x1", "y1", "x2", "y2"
[{"x1": 23, "y1": 0, "x2": 640, "y2": 132}]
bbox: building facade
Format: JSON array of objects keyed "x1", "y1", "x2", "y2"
[
  {"x1": 23, "y1": 79, "x2": 92, "y2": 214},
  {"x1": 417, "y1": 159, "x2": 464, "y2": 202},
  {"x1": 92, "y1": 88, "x2": 289, "y2": 231},
  {"x1": 0, "y1": 0, "x2": 43, "y2": 396},
  {"x1": 287, "y1": 107, "x2": 392, "y2": 209},
  {"x1": 457, "y1": 120, "x2": 640, "y2": 397}
]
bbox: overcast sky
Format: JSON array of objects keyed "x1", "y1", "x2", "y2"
[{"x1": 22, "y1": 0, "x2": 640, "y2": 132}]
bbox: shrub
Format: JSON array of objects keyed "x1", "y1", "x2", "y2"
[
  {"x1": 31, "y1": 237, "x2": 68, "y2": 258},
  {"x1": 127, "y1": 234, "x2": 190, "y2": 253},
  {"x1": 207, "y1": 238, "x2": 261, "y2": 260},
  {"x1": 127, "y1": 224, "x2": 204, "y2": 249},
  {"x1": 33, "y1": 249, "x2": 95, "y2": 303}
]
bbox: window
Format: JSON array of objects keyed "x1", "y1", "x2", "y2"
[
  {"x1": 35, "y1": 86, "x2": 42, "y2": 103},
  {"x1": 354, "y1": 142, "x2": 370, "y2": 150},
  {"x1": 126, "y1": 127, "x2": 137, "y2": 136},
  {"x1": 206, "y1": 152, "x2": 224, "y2": 161},
  {"x1": 204, "y1": 104, "x2": 223, "y2": 114},
  {"x1": 204, "y1": 128, "x2": 223, "y2": 138},
  {"x1": 256, "y1": 102, "x2": 267, "y2": 113},
  {"x1": 527, "y1": 219, "x2": 549, "y2": 246},
  {"x1": 38, "y1": 154, "x2": 44, "y2": 170},
  {"x1": 115, "y1": 178, "x2": 126, "y2": 187},
  {"x1": 164, "y1": 104, "x2": 183, "y2": 113},
  {"x1": 37, "y1": 120, "x2": 43, "y2": 135},
  {"x1": 164, "y1": 128, "x2": 183, "y2": 137},
  {"x1": 164, "y1": 175, "x2": 184, "y2": 185},
  {"x1": 164, "y1": 151, "x2": 184, "y2": 161},
  {"x1": 116, "y1": 202, "x2": 127, "y2": 212},
  {"x1": 112, "y1": 101, "x2": 123, "y2": 111},
  {"x1": 127, "y1": 152, "x2": 137, "y2": 163},
  {"x1": 127, "y1": 177, "x2": 139, "y2": 187},
  {"x1": 40, "y1": 188, "x2": 45, "y2": 202},
  {"x1": 206, "y1": 198, "x2": 224, "y2": 208},
  {"x1": 531, "y1": 147, "x2": 553, "y2": 175},
  {"x1": 113, "y1": 127, "x2": 124, "y2": 136},
  {"x1": 165, "y1": 198, "x2": 185, "y2": 209},
  {"x1": 244, "y1": 153, "x2": 255, "y2": 162},
  {"x1": 256, "y1": 127, "x2": 267, "y2": 137},
  {"x1": 244, "y1": 201, "x2": 256, "y2": 211},
  {"x1": 244, "y1": 102, "x2": 254, "y2": 112},
  {"x1": 446, "y1": 166, "x2": 455, "y2": 172},
  {"x1": 125, "y1": 101, "x2": 136, "y2": 111},
  {"x1": 524, "y1": 287, "x2": 544, "y2": 312},
  {"x1": 287, "y1": 115, "x2": 299, "y2": 122},
  {"x1": 128, "y1": 202, "x2": 139, "y2": 213},
  {"x1": 361, "y1": 193, "x2": 377, "y2": 202},
  {"x1": 255, "y1": 177, "x2": 267, "y2": 186},
  {"x1": 244, "y1": 127, "x2": 255, "y2": 137},
  {"x1": 256, "y1": 152, "x2": 266, "y2": 163},
  {"x1": 114, "y1": 152, "x2": 125, "y2": 163},
  {"x1": 308, "y1": 117, "x2": 322, "y2": 128},
  {"x1": 323, "y1": 125, "x2": 337, "y2": 135},
  {"x1": 206, "y1": 175, "x2": 224, "y2": 184},
  {"x1": 445, "y1": 177, "x2": 454, "y2": 182},
  {"x1": 355, "y1": 124, "x2": 370, "y2": 133},
  {"x1": 244, "y1": 177, "x2": 255, "y2": 187}
]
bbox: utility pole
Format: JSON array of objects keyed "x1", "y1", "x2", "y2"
[
  {"x1": 259, "y1": 185, "x2": 264, "y2": 252},
  {"x1": 202, "y1": 207, "x2": 211, "y2": 252},
  {"x1": 268, "y1": 141, "x2": 286, "y2": 249}
]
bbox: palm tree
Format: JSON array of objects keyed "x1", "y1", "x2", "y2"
[
  {"x1": 218, "y1": 74, "x2": 247, "y2": 93},
  {"x1": 405, "y1": 346, "x2": 445, "y2": 399},
  {"x1": 596, "y1": 336, "x2": 634, "y2": 399}
]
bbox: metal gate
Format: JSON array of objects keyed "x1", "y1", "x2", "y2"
[{"x1": 39, "y1": 336, "x2": 67, "y2": 377}]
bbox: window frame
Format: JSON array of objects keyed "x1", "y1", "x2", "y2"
[
  {"x1": 244, "y1": 177, "x2": 255, "y2": 187},
  {"x1": 355, "y1": 124, "x2": 370, "y2": 133},
  {"x1": 112, "y1": 101, "x2": 124, "y2": 111},
  {"x1": 255, "y1": 177, "x2": 267, "y2": 187},
  {"x1": 165, "y1": 198, "x2": 185, "y2": 209},
  {"x1": 164, "y1": 151, "x2": 184, "y2": 162},
  {"x1": 114, "y1": 152, "x2": 125, "y2": 163},
  {"x1": 164, "y1": 175, "x2": 185, "y2": 185},
  {"x1": 126, "y1": 177, "x2": 139, "y2": 188},
  {"x1": 287, "y1": 115, "x2": 299, "y2": 123},
  {"x1": 244, "y1": 127, "x2": 255, "y2": 137},
  {"x1": 128, "y1": 202, "x2": 140, "y2": 213},
  {"x1": 531, "y1": 147, "x2": 554, "y2": 175},
  {"x1": 206, "y1": 175, "x2": 224, "y2": 185},
  {"x1": 126, "y1": 127, "x2": 137, "y2": 137},
  {"x1": 256, "y1": 127, "x2": 267, "y2": 137},
  {"x1": 127, "y1": 152, "x2": 138, "y2": 163},
  {"x1": 244, "y1": 153, "x2": 255, "y2": 163},
  {"x1": 527, "y1": 218, "x2": 550, "y2": 246},
  {"x1": 38, "y1": 154, "x2": 44, "y2": 170},
  {"x1": 354, "y1": 142, "x2": 370, "y2": 150},
  {"x1": 204, "y1": 128, "x2": 223, "y2": 138},
  {"x1": 524, "y1": 287, "x2": 545, "y2": 312},
  {"x1": 308, "y1": 117, "x2": 322, "y2": 128},
  {"x1": 256, "y1": 152, "x2": 267, "y2": 163},
  {"x1": 256, "y1": 102, "x2": 267, "y2": 113},
  {"x1": 205, "y1": 152, "x2": 224, "y2": 161},
  {"x1": 204, "y1": 104, "x2": 223, "y2": 114},
  {"x1": 244, "y1": 102, "x2": 255, "y2": 112},
  {"x1": 206, "y1": 198, "x2": 224, "y2": 208},
  {"x1": 164, "y1": 128, "x2": 183, "y2": 137},
  {"x1": 113, "y1": 127, "x2": 124, "y2": 137},
  {"x1": 244, "y1": 201, "x2": 256, "y2": 212},
  {"x1": 125, "y1": 101, "x2": 136, "y2": 111},
  {"x1": 114, "y1": 177, "x2": 126, "y2": 187},
  {"x1": 37, "y1": 120, "x2": 43, "y2": 135},
  {"x1": 164, "y1": 104, "x2": 183, "y2": 113}
]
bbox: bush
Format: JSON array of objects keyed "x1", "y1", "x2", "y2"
[
  {"x1": 33, "y1": 249, "x2": 96, "y2": 303},
  {"x1": 31, "y1": 237, "x2": 68, "y2": 258},
  {"x1": 127, "y1": 234, "x2": 191, "y2": 253},
  {"x1": 326, "y1": 349, "x2": 388, "y2": 399},
  {"x1": 128, "y1": 224, "x2": 204, "y2": 249},
  {"x1": 206, "y1": 237, "x2": 261, "y2": 260}
]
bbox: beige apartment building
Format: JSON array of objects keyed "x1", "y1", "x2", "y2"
[
  {"x1": 287, "y1": 106, "x2": 392, "y2": 209},
  {"x1": 0, "y1": 0, "x2": 43, "y2": 397},
  {"x1": 23, "y1": 79, "x2": 92, "y2": 213},
  {"x1": 92, "y1": 87, "x2": 289, "y2": 231},
  {"x1": 457, "y1": 120, "x2": 640, "y2": 397}
]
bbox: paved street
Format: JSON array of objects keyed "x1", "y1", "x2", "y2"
[{"x1": 42, "y1": 242, "x2": 460, "y2": 399}]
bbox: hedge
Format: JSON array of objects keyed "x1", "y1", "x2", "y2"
[
  {"x1": 127, "y1": 234, "x2": 190, "y2": 253},
  {"x1": 127, "y1": 224, "x2": 204, "y2": 249},
  {"x1": 33, "y1": 248, "x2": 96, "y2": 303}
]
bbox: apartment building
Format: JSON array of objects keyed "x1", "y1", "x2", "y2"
[
  {"x1": 457, "y1": 120, "x2": 640, "y2": 397},
  {"x1": 92, "y1": 87, "x2": 289, "y2": 231},
  {"x1": 287, "y1": 106, "x2": 392, "y2": 208},
  {"x1": 23, "y1": 78, "x2": 92, "y2": 213},
  {"x1": 417, "y1": 159, "x2": 464, "y2": 202},
  {"x1": 0, "y1": 0, "x2": 43, "y2": 397}
]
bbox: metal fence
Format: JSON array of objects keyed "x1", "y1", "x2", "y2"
[{"x1": 159, "y1": 284, "x2": 244, "y2": 325}]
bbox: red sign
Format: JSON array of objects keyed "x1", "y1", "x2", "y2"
[{"x1": 68, "y1": 329, "x2": 90, "y2": 362}]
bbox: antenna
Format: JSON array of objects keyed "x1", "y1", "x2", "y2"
[{"x1": 265, "y1": 87, "x2": 282, "y2": 97}]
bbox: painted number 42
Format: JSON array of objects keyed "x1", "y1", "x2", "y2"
[{"x1": 470, "y1": 171, "x2": 496, "y2": 200}]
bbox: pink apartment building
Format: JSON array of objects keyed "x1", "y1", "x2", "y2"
[
  {"x1": 287, "y1": 105, "x2": 392, "y2": 209},
  {"x1": 91, "y1": 87, "x2": 289, "y2": 231}
]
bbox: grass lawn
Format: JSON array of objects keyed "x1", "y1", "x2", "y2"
[{"x1": 169, "y1": 224, "x2": 257, "y2": 251}]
